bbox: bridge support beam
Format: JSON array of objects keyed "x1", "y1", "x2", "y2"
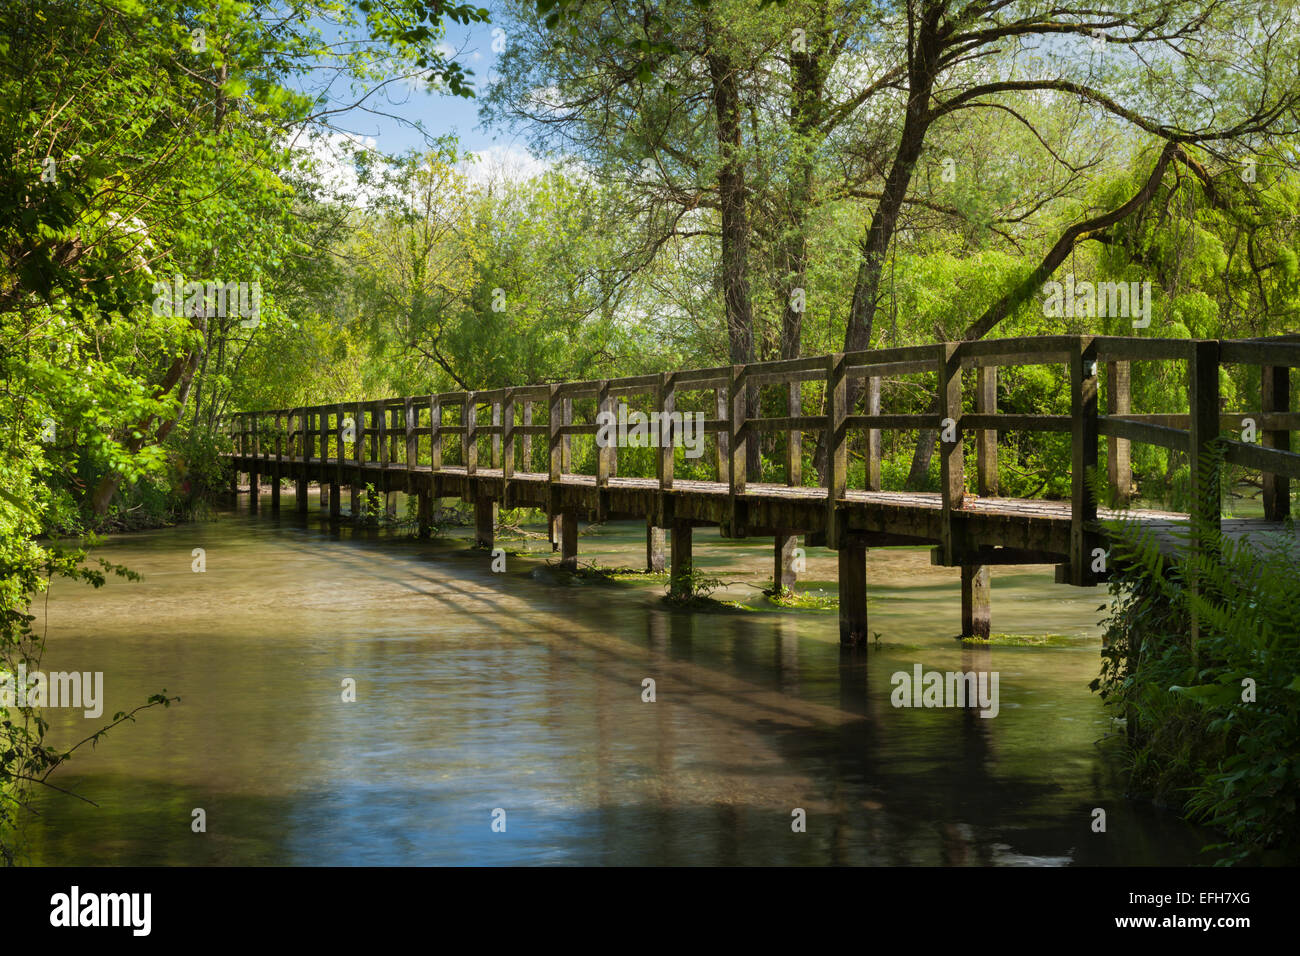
[
  {"x1": 329, "y1": 482, "x2": 341, "y2": 521},
  {"x1": 560, "y1": 512, "x2": 578, "y2": 569},
  {"x1": 349, "y1": 482, "x2": 361, "y2": 525},
  {"x1": 838, "y1": 543, "x2": 868, "y2": 646},
  {"x1": 475, "y1": 497, "x2": 495, "y2": 549},
  {"x1": 774, "y1": 532, "x2": 799, "y2": 595},
  {"x1": 417, "y1": 492, "x2": 432, "y2": 537},
  {"x1": 295, "y1": 473, "x2": 307, "y2": 516},
  {"x1": 270, "y1": 472, "x2": 280, "y2": 511},
  {"x1": 646, "y1": 519, "x2": 666, "y2": 572},
  {"x1": 1262, "y1": 364, "x2": 1291, "y2": 521},
  {"x1": 961, "y1": 565, "x2": 991, "y2": 639},
  {"x1": 670, "y1": 519, "x2": 692, "y2": 598}
]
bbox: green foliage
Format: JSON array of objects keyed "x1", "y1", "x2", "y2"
[{"x1": 1096, "y1": 487, "x2": 1300, "y2": 864}]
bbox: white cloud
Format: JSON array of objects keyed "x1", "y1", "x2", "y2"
[{"x1": 460, "y1": 145, "x2": 552, "y2": 185}]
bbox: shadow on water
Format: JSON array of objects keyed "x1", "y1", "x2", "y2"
[{"x1": 20, "y1": 491, "x2": 1212, "y2": 865}]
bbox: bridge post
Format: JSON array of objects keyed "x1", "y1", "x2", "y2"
[
  {"x1": 961, "y1": 565, "x2": 991, "y2": 639},
  {"x1": 938, "y1": 343, "x2": 964, "y2": 564},
  {"x1": 1106, "y1": 360, "x2": 1132, "y2": 506},
  {"x1": 975, "y1": 366, "x2": 997, "y2": 497},
  {"x1": 430, "y1": 394, "x2": 443, "y2": 471},
  {"x1": 646, "y1": 518, "x2": 666, "y2": 572},
  {"x1": 1262, "y1": 364, "x2": 1291, "y2": 521},
  {"x1": 331, "y1": 403, "x2": 343, "y2": 522},
  {"x1": 350, "y1": 401, "x2": 363, "y2": 523},
  {"x1": 670, "y1": 519, "x2": 692, "y2": 598},
  {"x1": 491, "y1": 401, "x2": 502, "y2": 469},
  {"x1": 474, "y1": 495, "x2": 494, "y2": 549},
  {"x1": 561, "y1": 397, "x2": 572, "y2": 473},
  {"x1": 1188, "y1": 340, "x2": 1222, "y2": 651},
  {"x1": 596, "y1": 381, "x2": 614, "y2": 488},
  {"x1": 502, "y1": 389, "x2": 516, "y2": 484},
  {"x1": 319, "y1": 406, "x2": 331, "y2": 512},
  {"x1": 774, "y1": 532, "x2": 798, "y2": 595},
  {"x1": 715, "y1": 382, "x2": 729, "y2": 485},
  {"x1": 465, "y1": 392, "x2": 478, "y2": 476},
  {"x1": 249, "y1": 413, "x2": 260, "y2": 513},
  {"x1": 865, "y1": 375, "x2": 882, "y2": 491},
  {"x1": 838, "y1": 541, "x2": 867, "y2": 646},
  {"x1": 560, "y1": 511, "x2": 579, "y2": 570},
  {"x1": 729, "y1": 365, "x2": 748, "y2": 496},
  {"x1": 825, "y1": 353, "x2": 847, "y2": 549},
  {"x1": 521, "y1": 401, "x2": 533, "y2": 473},
  {"x1": 657, "y1": 372, "x2": 676, "y2": 490},
  {"x1": 787, "y1": 380, "x2": 803, "y2": 487},
  {"x1": 271, "y1": 411, "x2": 282, "y2": 511},
  {"x1": 1069, "y1": 339, "x2": 1098, "y2": 585}
]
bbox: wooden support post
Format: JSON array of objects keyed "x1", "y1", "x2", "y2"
[
  {"x1": 560, "y1": 511, "x2": 579, "y2": 569},
  {"x1": 351, "y1": 401, "x2": 363, "y2": 523},
  {"x1": 521, "y1": 402, "x2": 533, "y2": 473},
  {"x1": 975, "y1": 365, "x2": 997, "y2": 497},
  {"x1": 774, "y1": 532, "x2": 798, "y2": 594},
  {"x1": 561, "y1": 397, "x2": 572, "y2": 474},
  {"x1": 548, "y1": 386, "x2": 563, "y2": 481},
  {"x1": 596, "y1": 381, "x2": 614, "y2": 487},
  {"x1": 404, "y1": 398, "x2": 417, "y2": 488},
  {"x1": 787, "y1": 380, "x2": 802, "y2": 487},
  {"x1": 657, "y1": 372, "x2": 675, "y2": 490},
  {"x1": 417, "y1": 492, "x2": 432, "y2": 538},
  {"x1": 729, "y1": 365, "x2": 747, "y2": 495},
  {"x1": 430, "y1": 395, "x2": 443, "y2": 472},
  {"x1": 865, "y1": 375, "x2": 882, "y2": 492},
  {"x1": 271, "y1": 411, "x2": 282, "y2": 510},
  {"x1": 1188, "y1": 340, "x2": 1221, "y2": 651},
  {"x1": 1069, "y1": 339, "x2": 1099, "y2": 585},
  {"x1": 715, "y1": 383, "x2": 729, "y2": 485},
  {"x1": 491, "y1": 402, "x2": 502, "y2": 469},
  {"x1": 825, "y1": 353, "x2": 848, "y2": 549},
  {"x1": 475, "y1": 495, "x2": 494, "y2": 549},
  {"x1": 249, "y1": 414, "x2": 260, "y2": 513},
  {"x1": 465, "y1": 393, "x2": 478, "y2": 475},
  {"x1": 938, "y1": 343, "x2": 964, "y2": 565},
  {"x1": 502, "y1": 389, "x2": 516, "y2": 481},
  {"x1": 332, "y1": 403, "x2": 344, "y2": 520},
  {"x1": 1262, "y1": 365, "x2": 1291, "y2": 521},
  {"x1": 377, "y1": 401, "x2": 388, "y2": 473},
  {"x1": 961, "y1": 565, "x2": 991, "y2": 639},
  {"x1": 1106, "y1": 360, "x2": 1132, "y2": 506},
  {"x1": 670, "y1": 519, "x2": 692, "y2": 598},
  {"x1": 837, "y1": 542, "x2": 867, "y2": 646},
  {"x1": 646, "y1": 518, "x2": 666, "y2": 572}
]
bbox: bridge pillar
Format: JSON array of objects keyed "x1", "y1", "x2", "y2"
[
  {"x1": 385, "y1": 491, "x2": 397, "y2": 519},
  {"x1": 417, "y1": 492, "x2": 432, "y2": 537},
  {"x1": 838, "y1": 542, "x2": 868, "y2": 646},
  {"x1": 961, "y1": 565, "x2": 991, "y2": 639},
  {"x1": 294, "y1": 474, "x2": 308, "y2": 516},
  {"x1": 646, "y1": 519, "x2": 666, "y2": 572},
  {"x1": 329, "y1": 482, "x2": 341, "y2": 521},
  {"x1": 560, "y1": 512, "x2": 579, "y2": 569},
  {"x1": 349, "y1": 481, "x2": 361, "y2": 525},
  {"x1": 474, "y1": 496, "x2": 495, "y2": 549},
  {"x1": 774, "y1": 532, "x2": 799, "y2": 594},
  {"x1": 270, "y1": 470, "x2": 280, "y2": 511},
  {"x1": 670, "y1": 519, "x2": 692, "y2": 598}
]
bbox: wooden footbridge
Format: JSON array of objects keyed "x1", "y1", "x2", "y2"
[{"x1": 224, "y1": 334, "x2": 1299, "y2": 645}]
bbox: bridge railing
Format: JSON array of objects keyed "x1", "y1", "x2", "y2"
[{"x1": 223, "y1": 334, "x2": 1299, "y2": 577}]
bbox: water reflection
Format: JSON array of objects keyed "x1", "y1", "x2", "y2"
[{"x1": 20, "y1": 492, "x2": 1209, "y2": 865}]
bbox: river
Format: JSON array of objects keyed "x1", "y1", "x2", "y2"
[{"x1": 21, "y1": 490, "x2": 1210, "y2": 865}]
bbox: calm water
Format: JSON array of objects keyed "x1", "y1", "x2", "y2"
[{"x1": 21, "y1": 490, "x2": 1209, "y2": 865}]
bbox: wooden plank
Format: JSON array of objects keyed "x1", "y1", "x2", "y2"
[
  {"x1": 786, "y1": 379, "x2": 802, "y2": 488},
  {"x1": 465, "y1": 392, "x2": 478, "y2": 476},
  {"x1": 502, "y1": 389, "x2": 516, "y2": 482},
  {"x1": 430, "y1": 395, "x2": 442, "y2": 471},
  {"x1": 1220, "y1": 341, "x2": 1300, "y2": 368},
  {"x1": 845, "y1": 413, "x2": 942, "y2": 430},
  {"x1": 1098, "y1": 417, "x2": 1190, "y2": 452},
  {"x1": 729, "y1": 365, "x2": 747, "y2": 496},
  {"x1": 745, "y1": 415, "x2": 828, "y2": 433},
  {"x1": 843, "y1": 343, "x2": 940, "y2": 366},
  {"x1": 548, "y1": 385, "x2": 563, "y2": 481},
  {"x1": 1223, "y1": 440, "x2": 1300, "y2": 481},
  {"x1": 716, "y1": 382, "x2": 730, "y2": 485},
  {"x1": 1094, "y1": 336, "x2": 1194, "y2": 361},
  {"x1": 961, "y1": 413, "x2": 1071, "y2": 432}
]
